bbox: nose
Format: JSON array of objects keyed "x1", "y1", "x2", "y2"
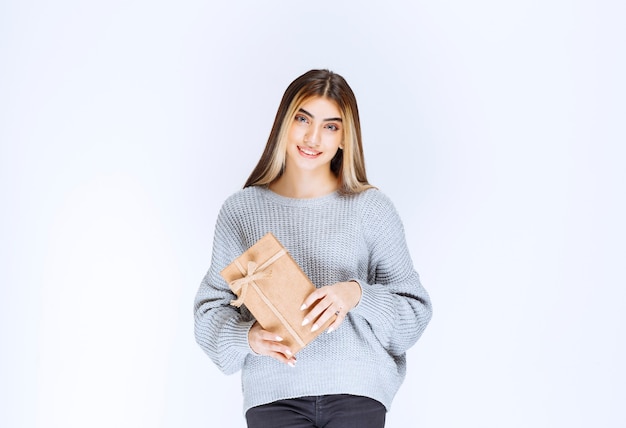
[{"x1": 304, "y1": 127, "x2": 320, "y2": 146}]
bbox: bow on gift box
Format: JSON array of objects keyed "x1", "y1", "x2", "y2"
[
  {"x1": 229, "y1": 260, "x2": 274, "y2": 307},
  {"x1": 227, "y1": 248, "x2": 308, "y2": 348}
]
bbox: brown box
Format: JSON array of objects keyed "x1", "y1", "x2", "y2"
[{"x1": 221, "y1": 232, "x2": 334, "y2": 353}]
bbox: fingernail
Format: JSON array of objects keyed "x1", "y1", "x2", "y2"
[
  {"x1": 301, "y1": 318, "x2": 309, "y2": 326},
  {"x1": 288, "y1": 361, "x2": 296, "y2": 368},
  {"x1": 275, "y1": 336, "x2": 283, "y2": 341},
  {"x1": 300, "y1": 304, "x2": 307, "y2": 310},
  {"x1": 326, "y1": 326, "x2": 334, "y2": 334},
  {"x1": 311, "y1": 323, "x2": 319, "y2": 332},
  {"x1": 285, "y1": 349, "x2": 292, "y2": 356}
]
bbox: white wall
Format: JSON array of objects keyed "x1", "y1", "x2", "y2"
[{"x1": 1, "y1": 1, "x2": 624, "y2": 427}]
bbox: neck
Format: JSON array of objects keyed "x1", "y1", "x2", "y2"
[{"x1": 270, "y1": 168, "x2": 339, "y2": 199}]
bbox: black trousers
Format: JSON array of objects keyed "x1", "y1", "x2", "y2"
[{"x1": 245, "y1": 394, "x2": 386, "y2": 428}]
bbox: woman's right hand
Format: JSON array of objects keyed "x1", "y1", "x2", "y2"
[{"x1": 248, "y1": 322, "x2": 297, "y2": 367}]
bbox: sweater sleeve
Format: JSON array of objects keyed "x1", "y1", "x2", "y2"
[
  {"x1": 193, "y1": 202, "x2": 256, "y2": 375},
  {"x1": 350, "y1": 191, "x2": 432, "y2": 357}
]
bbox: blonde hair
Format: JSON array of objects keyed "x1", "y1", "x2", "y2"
[{"x1": 244, "y1": 69, "x2": 373, "y2": 194}]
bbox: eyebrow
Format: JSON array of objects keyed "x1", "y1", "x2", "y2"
[{"x1": 298, "y1": 108, "x2": 342, "y2": 122}]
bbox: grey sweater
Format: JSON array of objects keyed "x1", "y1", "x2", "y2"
[{"x1": 194, "y1": 186, "x2": 432, "y2": 414}]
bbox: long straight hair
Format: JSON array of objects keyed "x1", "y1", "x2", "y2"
[{"x1": 244, "y1": 69, "x2": 373, "y2": 194}]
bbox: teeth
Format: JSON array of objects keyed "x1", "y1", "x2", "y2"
[{"x1": 299, "y1": 147, "x2": 319, "y2": 156}]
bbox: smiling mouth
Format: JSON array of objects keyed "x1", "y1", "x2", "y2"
[{"x1": 298, "y1": 146, "x2": 322, "y2": 157}]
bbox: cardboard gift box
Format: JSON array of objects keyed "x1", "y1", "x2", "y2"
[{"x1": 221, "y1": 232, "x2": 334, "y2": 353}]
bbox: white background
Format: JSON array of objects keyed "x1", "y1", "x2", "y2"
[{"x1": 1, "y1": 1, "x2": 625, "y2": 427}]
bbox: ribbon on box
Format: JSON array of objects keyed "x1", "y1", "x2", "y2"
[{"x1": 228, "y1": 248, "x2": 306, "y2": 348}]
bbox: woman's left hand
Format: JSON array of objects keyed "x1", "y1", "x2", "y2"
[{"x1": 300, "y1": 281, "x2": 362, "y2": 334}]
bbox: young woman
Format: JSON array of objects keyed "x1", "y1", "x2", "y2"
[{"x1": 194, "y1": 69, "x2": 432, "y2": 428}]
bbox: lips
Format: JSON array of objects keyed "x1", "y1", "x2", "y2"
[{"x1": 298, "y1": 146, "x2": 322, "y2": 158}]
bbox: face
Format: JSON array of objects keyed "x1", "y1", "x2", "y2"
[{"x1": 284, "y1": 96, "x2": 344, "y2": 175}]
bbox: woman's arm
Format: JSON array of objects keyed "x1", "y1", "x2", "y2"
[
  {"x1": 350, "y1": 191, "x2": 433, "y2": 356},
  {"x1": 193, "y1": 204, "x2": 256, "y2": 374}
]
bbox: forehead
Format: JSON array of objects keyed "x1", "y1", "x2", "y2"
[{"x1": 298, "y1": 96, "x2": 342, "y2": 118}]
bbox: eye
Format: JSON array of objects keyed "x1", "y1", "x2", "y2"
[
  {"x1": 294, "y1": 114, "x2": 309, "y2": 124},
  {"x1": 325, "y1": 123, "x2": 340, "y2": 132}
]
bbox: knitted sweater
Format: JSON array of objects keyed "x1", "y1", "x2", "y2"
[{"x1": 194, "y1": 186, "x2": 432, "y2": 414}]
